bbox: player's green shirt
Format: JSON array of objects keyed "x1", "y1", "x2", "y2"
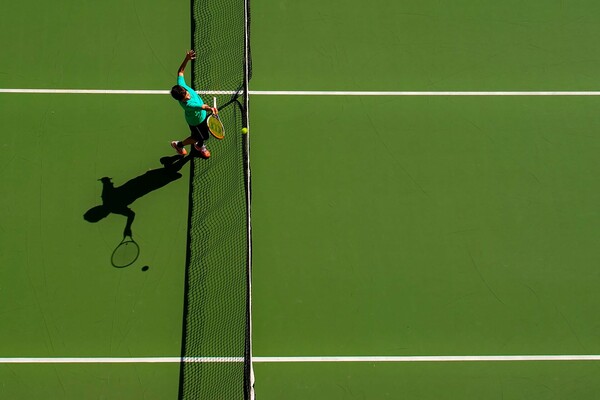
[{"x1": 177, "y1": 75, "x2": 206, "y2": 126}]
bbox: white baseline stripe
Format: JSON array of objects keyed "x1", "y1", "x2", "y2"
[
  {"x1": 251, "y1": 91, "x2": 600, "y2": 96},
  {"x1": 0, "y1": 89, "x2": 168, "y2": 95},
  {"x1": 0, "y1": 89, "x2": 233, "y2": 95},
  {"x1": 1, "y1": 355, "x2": 600, "y2": 364},
  {"x1": 253, "y1": 355, "x2": 600, "y2": 362},
  {"x1": 0, "y1": 357, "x2": 243, "y2": 364},
  {"x1": 3, "y1": 89, "x2": 600, "y2": 96}
]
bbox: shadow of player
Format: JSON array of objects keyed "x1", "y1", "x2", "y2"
[{"x1": 83, "y1": 154, "x2": 191, "y2": 237}]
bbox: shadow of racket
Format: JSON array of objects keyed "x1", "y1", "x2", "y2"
[{"x1": 111, "y1": 236, "x2": 140, "y2": 268}]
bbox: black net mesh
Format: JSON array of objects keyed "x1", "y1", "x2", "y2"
[
  {"x1": 192, "y1": 0, "x2": 251, "y2": 94},
  {"x1": 178, "y1": 0, "x2": 252, "y2": 398}
]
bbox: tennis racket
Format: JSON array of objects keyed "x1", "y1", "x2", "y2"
[
  {"x1": 207, "y1": 97, "x2": 225, "y2": 140},
  {"x1": 111, "y1": 236, "x2": 140, "y2": 268}
]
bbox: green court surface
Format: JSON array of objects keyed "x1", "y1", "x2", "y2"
[
  {"x1": 2, "y1": 0, "x2": 600, "y2": 399},
  {"x1": 0, "y1": 94, "x2": 189, "y2": 399},
  {"x1": 1, "y1": 364, "x2": 180, "y2": 399},
  {"x1": 251, "y1": 95, "x2": 600, "y2": 356},
  {"x1": 250, "y1": 0, "x2": 600, "y2": 91},
  {"x1": 253, "y1": 361, "x2": 600, "y2": 399}
]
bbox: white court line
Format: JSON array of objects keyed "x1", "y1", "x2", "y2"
[
  {"x1": 253, "y1": 355, "x2": 600, "y2": 362},
  {"x1": 4, "y1": 89, "x2": 600, "y2": 96},
  {"x1": 1, "y1": 355, "x2": 600, "y2": 364},
  {"x1": 250, "y1": 90, "x2": 600, "y2": 96},
  {"x1": 0, "y1": 357, "x2": 242, "y2": 364},
  {"x1": 0, "y1": 89, "x2": 168, "y2": 95}
]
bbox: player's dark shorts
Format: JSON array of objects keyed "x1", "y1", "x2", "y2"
[{"x1": 189, "y1": 118, "x2": 210, "y2": 142}]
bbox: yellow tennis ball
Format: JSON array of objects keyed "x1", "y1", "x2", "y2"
[{"x1": 241, "y1": 127, "x2": 248, "y2": 134}]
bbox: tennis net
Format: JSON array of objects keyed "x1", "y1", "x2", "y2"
[{"x1": 178, "y1": 0, "x2": 253, "y2": 397}]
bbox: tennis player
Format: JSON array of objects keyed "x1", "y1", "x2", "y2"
[{"x1": 170, "y1": 50, "x2": 217, "y2": 159}]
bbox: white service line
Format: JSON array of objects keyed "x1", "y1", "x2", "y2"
[
  {"x1": 0, "y1": 89, "x2": 232, "y2": 95},
  {"x1": 251, "y1": 91, "x2": 600, "y2": 96},
  {"x1": 1, "y1": 355, "x2": 600, "y2": 364},
  {"x1": 0, "y1": 357, "x2": 242, "y2": 364},
  {"x1": 0, "y1": 89, "x2": 168, "y2": 95},
  {"x1": 3, "y1": 89, "x2": 600, "y2": 96},
  {"x1": 253, "y1": 355, "x2": 600, "y2": 362}
]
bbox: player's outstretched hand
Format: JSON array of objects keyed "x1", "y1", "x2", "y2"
[{"x1": 186, "y1": 50, "x2": 196, "y2": 60}]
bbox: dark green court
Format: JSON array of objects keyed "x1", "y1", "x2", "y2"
[{"x1": 1, "y1": 0, "x2": 599, "y2": 399}]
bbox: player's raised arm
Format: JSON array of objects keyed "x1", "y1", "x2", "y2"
[
  {"x1": 177, "y1": 50, "x2": 196, "y2": 76},
  {"x1": 201, "y1": 104, "x2": 218, "y2": 114}
]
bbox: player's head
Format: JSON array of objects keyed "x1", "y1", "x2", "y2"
[
  {"x1": 83, "y1": 205, "x2": 111, "y2": 222},
  {"x1": 170, "y1": 85, "x2": 190, "y2": 101}
]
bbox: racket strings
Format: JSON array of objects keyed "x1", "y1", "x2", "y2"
[{"x1": 208, "y1": 115, "x2": 225, "y2": 139}]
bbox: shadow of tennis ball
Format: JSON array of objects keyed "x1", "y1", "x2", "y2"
[{"x1": 141, "y1": 266, "x2": 149, "y2": 272}]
